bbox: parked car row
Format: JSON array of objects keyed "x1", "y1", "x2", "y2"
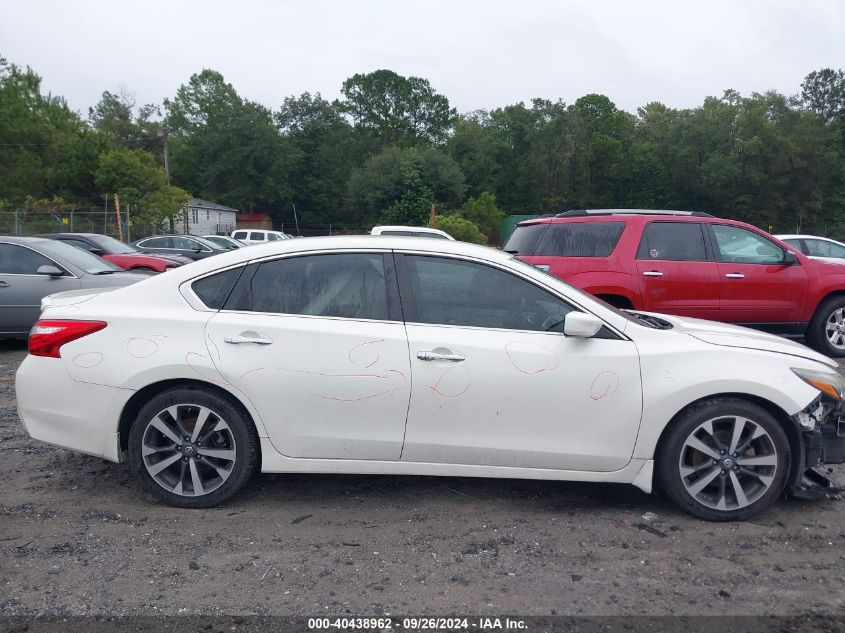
[{"x1": 504, "y1": 210, "x2": 845, "y2": 357}]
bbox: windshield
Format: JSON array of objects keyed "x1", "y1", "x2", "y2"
[
  {"x1": 39, "y1": 240, "x2": 123, "y2": 274},
  {"x1": 88, "y1": 234, "x2": 137, "y2": 254}
]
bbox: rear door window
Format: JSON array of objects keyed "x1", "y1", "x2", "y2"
[
  {"x1": 237, "y1": 253, "x2": 389, "y2": 321},
  {"x1": 250, "y1": 232, "x2": 265, "y2": 241},
  {"x1": 636, "y1": 222, "x2": 708, "y2": 261},
  {"x1": 534, "y1": 222, "x2": 625, "y2": 257}
]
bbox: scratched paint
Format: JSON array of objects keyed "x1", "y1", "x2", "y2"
[
  {"x1": 348, "y1": 339, "x2": 384, "y2": 368},
  {"x1": 430, "y1": 365, "x2": 472, "y2": 398},
  {"x1": 124, "y1": 337, "x2": 158, "y2": 359},
  {"x1": 71, "y1": 352, "x2": 103, "y2": 369},
  {"x1": 186, "y1": 352, "x2": 231, "y2": 385},
  {"x1": 590, "y1": 370, "x2": 620, "y2": 400},
  {"x1": 504, "y1": 341, "x2": 560, "y2": 375},
  {"x1": 239, "y1": 366, "x2": 407, "y2": 401}
]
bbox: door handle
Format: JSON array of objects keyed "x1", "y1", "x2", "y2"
[
  {"x1": 0, "y1": 281, "x2": 8, "y2": 288},
  {"x1": 417, "y1": 350, "x2": 466, "y2": 362},
  {"x1": 224, "y1": 332, "x2": 273, "y2": 345},
  {"x1": 725, "y1": 273, "x2": 745, "y2": 279},
  {"x1": 642, "y1": 271, "x2": 663, "y2": 277}
]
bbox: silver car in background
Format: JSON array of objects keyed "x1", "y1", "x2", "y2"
[{"x1": 0, "y1": 236, "x2": 143, "y2": 336}]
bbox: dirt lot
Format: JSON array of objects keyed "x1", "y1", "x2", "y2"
[{"x1": 1, "y1": 340, "x2": 845, "y2": 618}]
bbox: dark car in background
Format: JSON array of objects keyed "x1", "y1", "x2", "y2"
[
  {"x1": 35, "y1": 233, "x2": 190, "y2": 272},
  {"x1": 0, "y1": 236, "x2": 142, "y2": 336},
  {"x1": 131, "y1": 235, "x2": 227, "y2": 261}
]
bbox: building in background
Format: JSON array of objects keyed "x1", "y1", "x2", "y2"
[
  {"x1": 236, "y1": 212, "x2": 273, "y2": 231},
  {"x1": 178, "y1": 198, "x2": 239, "y2": 236}
]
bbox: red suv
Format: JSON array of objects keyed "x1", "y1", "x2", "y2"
[{"x1": 504, "y1": 210, "x2": 845, "y2": 357}]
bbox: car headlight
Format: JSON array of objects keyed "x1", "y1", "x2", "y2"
[{"x1": 792, "y1": 368, "x2": 845, "y2": 401}]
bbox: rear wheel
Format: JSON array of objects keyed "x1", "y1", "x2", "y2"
[
  {"x1": 657, "y1": 398, "x2": 790, "y2": 521},
  {"x1": 806, "y1": 296, "x2": 845, "y2": 357},
  {"x1": 128, "y1": 387, "x2": 258, "y2": 508}
]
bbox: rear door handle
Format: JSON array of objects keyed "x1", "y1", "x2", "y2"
[
  {"x1": 417, "y1": 350, "x2": 466, "y2": 362},
  {"x1": 642, "y1": 271, "x2": 663, "y2": 277},
  {"x1": 224, "y1": 332, "x2": 273, "y2": 345},
  {"x1": 725, "y1": 273, "x2": 745, "y2": 279},
  {"x1": 0, "y1": 281, "x2": 8, "y2": 288}
]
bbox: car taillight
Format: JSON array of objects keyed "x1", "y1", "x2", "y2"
[{"x1": 28, "y1": 320, "x2": 107, "y2": 358}]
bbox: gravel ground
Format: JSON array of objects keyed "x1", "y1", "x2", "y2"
[{"x1": 1, "y1": 340, "x2": 845, "y2": 618}]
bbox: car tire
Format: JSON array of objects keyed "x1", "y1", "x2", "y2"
[
  {"x1": 806, "y1": 296, "x2": 845, "y2": 357},
  {"x1": 656, "y1": 397, "x2": 790, "y2": 521},
  {"x1": 128, "y1": 386, "x2": 259, "y2": 508}
]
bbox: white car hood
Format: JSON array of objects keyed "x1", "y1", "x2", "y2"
[{"x1": 637, "y1": 312, "x2": 837, "y2": 368}]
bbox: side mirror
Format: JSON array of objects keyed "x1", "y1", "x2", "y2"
[
  {"x1": 90, "y1": 247, "x2": 104, "y2": 256},
  {"x1": 37, "y1": 264, "x2": 64, "y2": 277},
  {"x1": 783, "y1": 251, "x2": 799, "y2": 265},
  {"x1": 564, "y1": 312, "x2": 604, "y2": 338}
]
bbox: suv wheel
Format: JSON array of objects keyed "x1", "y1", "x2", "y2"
[{"x1": 807, "y1": 296, "x2": 845, "y2": 357}]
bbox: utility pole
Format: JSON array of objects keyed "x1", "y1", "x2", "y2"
[
  {"x1": 114, "y1": 194, "x2": 124, "y2": 242},
  {"x1": 163, "y1": 125, "x2": 171, "y2": 184},
  {"x1": 291, "y1": 203, "x2": 300, "y2": 236}
]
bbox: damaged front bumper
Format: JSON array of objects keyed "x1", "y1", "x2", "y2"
[{"x1": 789, "y1": 396, "x2": 845, "y2": 499}]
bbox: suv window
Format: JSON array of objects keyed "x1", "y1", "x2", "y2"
[
  {"x1": 712, "y1": 225, "x2": 784, "y2": 264},
  {"x1": 192, "y1": 267, "x2": 245, "y2": 309},
  {"x1": 0, "y1": 243, "x2": 54, "y2": 275},
  {"x1": 503, "y1": 224, "x2": 547, "y2": 254},
  {"x1": 243, "y1": 253, "x2": 388, "y2": 320},
  {"x1": 250, "y1": 232, "x2": 265, "y2": 241},
  {"x1": 637, "y1": 222, "x2": 707, "y2": 261},
  {"x1": 232, "y1": 231, "x2": 248, "y2": 240},
  {"x1": 403, "y1": 255, "x2": 574, "y2": 332},
  {"x1": 380, "y1": 230, "x2": 413, "y2": 237},
  {"x1": 534, "y1": 222, "x2": 625, "y2": 257},
  {"x1": 267, "y1": 233, "x2": 282, "y2": 241},
  {"x1": 805, "y1": 239, "x2": 845, "y2": 259}
]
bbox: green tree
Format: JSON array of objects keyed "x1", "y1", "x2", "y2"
[
  {"x1": 339, "y1": 69, "x2": 455, "y2": 146},
  {"x1": 458, "y1": 191, "x2": 505, "y2": 242},
  {"x1": 165, "y1": 70, "x2": 298, "y2": 213},
  {"x1": 801, "y1": 68, "x2": 845, "y2": 122},
  {"x1": 435, "y1": 214, "x2": 486, "y2": 244},
  {"x1": 348, "y1": 146, "x2": 465, "y2": 225}
]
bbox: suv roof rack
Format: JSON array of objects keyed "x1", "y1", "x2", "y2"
[{"x1": 555, "y1": 209, "x2": 715, "y2": 218}]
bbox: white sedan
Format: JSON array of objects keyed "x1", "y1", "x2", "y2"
[{"x1": 15, "y1": 237, "x2": 845, "y2": 521}]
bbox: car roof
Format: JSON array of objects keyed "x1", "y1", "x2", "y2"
[
  {"x1": 775, "y1": 234, "x2": 843, "y2": 242},
  {"x1": 0, "y1": 235, "x2": 56, "y2": 246}
]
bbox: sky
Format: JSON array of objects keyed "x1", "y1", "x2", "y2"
[{"x1": 2, "y1": 0, "x2": 843, "y2": 117}]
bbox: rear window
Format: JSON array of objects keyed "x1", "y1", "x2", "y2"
[
  {"x1": 534, "y1": 222, "x2": 625, "y2": 257},
  {"x1": 233, "y1": 231, "x2": 247, "y2": 240},
  {"x1": 192, "y1": 267, "x2": 245, "y2": 309},
  {"x1": 503, "y1": 224, "x2": 548, "y2": 254}
]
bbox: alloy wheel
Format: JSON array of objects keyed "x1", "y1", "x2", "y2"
[
  {"x1": 825, "y1": 307, "x2": 845, "y2": 351},
  {"x1": 678, "y1": 415, "x2": 778, "y2": 511},
  {"x1": 141, "y1": 404, "x2": 237, "y2": 497}
]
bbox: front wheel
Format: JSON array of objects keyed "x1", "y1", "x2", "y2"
[
  {"x1": 656, "y1": 398, "x2": 790, "y2": 521},
  {"x1": 806, "y1": 296, "x2": 845, "y2": 357},
  {"x1": 128, "y1": 387, "x2": 259, "y2": 508}
]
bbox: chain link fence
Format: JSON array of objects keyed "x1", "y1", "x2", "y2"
[{"x1": 0, "y1": 209, "x2": 177, "y2": 242}]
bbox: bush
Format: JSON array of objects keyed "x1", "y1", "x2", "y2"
[{"x1": 434, "y1": 214, "x2": 487, "y2": 244}]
